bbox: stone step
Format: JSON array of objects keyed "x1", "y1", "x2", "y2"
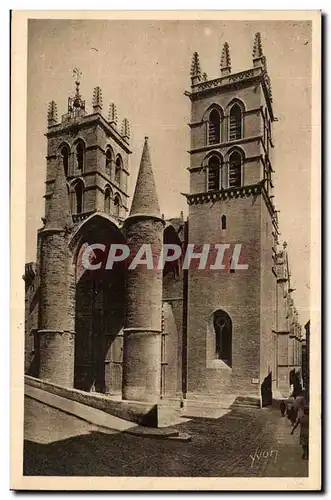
[
  {"x1": 180, "y1": 407, "x2": 230, "y2": 420},
  {"x1": 25, "y1": 384, "x2": 138, "y2": 432},
  {"x1": 185, "y1": 392, "x2": 237, "y2": 402},
  {"x1": 232, "y1": 395, "x2": 261, "y2": 407},
  {"x1": 231, "y1": 403, "x2": 261, "y2": 410},
  {"x1": 235, "y1": 395, "x2": 261, "y2": 404},
  {"x1": 183, "y1": 396, "x2": 237, "y2": 410},
  {"x1": 25, "y1": 384, "x2": 184, "y2": 439}
]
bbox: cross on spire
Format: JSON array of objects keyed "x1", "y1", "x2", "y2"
[
  {"x1": 73, "y1": 67, "x2": 82, "y2": 84},
  {"x1": 68, "y1": 67, "x2": 85, "y2": 114}
]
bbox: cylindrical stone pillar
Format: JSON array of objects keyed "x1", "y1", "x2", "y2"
[
  {"x1": 38, "y1": 229, "x2": 75, "y2": 387},
  {"x1": 122, "y1": 217, "x2": 164, "y2": 402}
]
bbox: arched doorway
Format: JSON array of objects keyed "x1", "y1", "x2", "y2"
[
  {"x1": 70, "y1": 213, "x2": 126, "y2": 394},
  {"x1": 213, "y1": 309, "x2": 232, "y2": 367}
]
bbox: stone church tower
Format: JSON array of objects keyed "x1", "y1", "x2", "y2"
[
  {"x1": 184, "y1": 33, "x2": 279, "y2": 401},
  {"x1": 123, "y1": 138, "x2": 165, "y2": 403},
  {"x1": 45, "y1": 74, "x2": 131, "y2": 223},
  {"x1": 24, "y1": 75, "x2": 184, "y2": 405}
]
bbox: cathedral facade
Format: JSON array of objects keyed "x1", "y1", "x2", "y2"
[{"x1": 24, "y1": 33, "x2": 303, "y2": 408}]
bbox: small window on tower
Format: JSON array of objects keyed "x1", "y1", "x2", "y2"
[
  {"x1": 208, "y1": 109, "x2": 221, "y2": 145},
  {"x1": 74, "y1": 180, "x2": 84, "y2": 214},
  {"x1": 61, "y1": 145, "x2": 69, "y2": 177},
  {"x1": 105, "y1": 147, "x2": 112, "y2": 173},
  {"x1": 207, "y1": 155, "x2": 221, "y2": 191},
  {"x1": 104, "y1": 186, "x2": 111, "y2": 213},
  {"x1": 115, "y1": 156, "x2": 122, "y2": 185},
  {"x1": 114, "y1": 195, "x2": 121, "y2": 217},
  {"x1": 213, "y1": 310, "x2": 232, "y2": 367},
  {"x1": 229, "y1": 104, "x2": 242, "y2": 141},
  {"x1": 76, "y1": 142, "x2": 84, "y2": 170},
  {"x1": 229, "y1": 151, "x2": 242, "y2": 188},
  {"x1": 221, "y1": 215, "x2": 227, "y2": 230}
]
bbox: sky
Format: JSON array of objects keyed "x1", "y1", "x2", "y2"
[{"x1": 26, "y1": 19, "x2": 312, "y2": 325}]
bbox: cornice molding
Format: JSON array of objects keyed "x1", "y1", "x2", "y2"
[
  {"x1": 183, "y1": 182, "x2": 263, "y2": 205},
  {"x1": 186, "y1": 67, "x2": 263, "y2": 100}
]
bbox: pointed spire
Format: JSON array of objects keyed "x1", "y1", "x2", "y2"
[
  {"x1": 252, "y1": 32, "x2": 264, "y2": 64},
  {"x1": 92, "y1": 86, "x2": 103, "y2": 112},
  {"x1": 108, "y1": 103, "x2": 118, "y2": 127},
  {"x1": 129, "y1": 137, "x2": 161, "y2": 218},
  {"x1": 220, "y1": 42, "x2": 231, "y2": 75},
  {"x1": 190, "y1": 52, "x2": 201, "y2": 85},
  {"x1": 44, "y1": 158, "x2": 72, "y2": 231},
  {"x1": 47, "y1": 101, "x2": 58, "y2": 126},
  {"x1": 121, "y1": 118, "x2": 130, "y2": 143},
  {"x1": 252, "y1": 33, "x2": 273, "y2": 103}
]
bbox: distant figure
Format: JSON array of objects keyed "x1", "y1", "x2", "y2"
[
  {"x1": 295, "y1": 394, "x2": 305, "y2": 420},
  {"x1": 288, "y1": 405, "x2": 298, "y2": 426},
  {"x1": 291, "y1": 406, "x2": 309, "y2": 459},
  {"x1": 280, "y1": 400, "x2": 286, "y2": 417},
  {"x1": 286, "y1": 395, "x2": 297, "y2": 425},
  {"x1": 293, "y1": 371, "x2": 303, "y2": 399}
]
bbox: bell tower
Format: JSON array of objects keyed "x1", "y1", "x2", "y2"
[
  {"x1": 184, "y1": 33, "x2": 279, "y2": 402},
  {"x1": 44, "y1": 69, "x2": 132, "y2": 226}
]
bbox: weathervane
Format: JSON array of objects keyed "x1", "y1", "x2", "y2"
[
  {"x1": 73, "y1": 67, "x2": 82, "y2": 83},
  {"x1": 70, "y1": 67, "x2": 85, "y2": 112}
]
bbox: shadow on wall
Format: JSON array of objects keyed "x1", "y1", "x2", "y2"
[{"x1": 261, "y1": 372, "x2": 272, "y2": 407}]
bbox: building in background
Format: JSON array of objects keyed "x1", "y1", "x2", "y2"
[{"x1": 302, "y1": 320, "x2": 310, "y2": 402}]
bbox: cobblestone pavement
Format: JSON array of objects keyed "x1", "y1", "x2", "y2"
[{"x1": 24, "y1": 397, "x2": 308, "y2": 477}]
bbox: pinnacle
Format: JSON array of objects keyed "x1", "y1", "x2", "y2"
[
  {"x1": 252, "y1": 32, "x2": 264, "y2": 59},
  {"x1": 190, "y1": 51, "x2": 201, "y2": 78},
  {"x1": 47, "y1": 101, "x2": 58, "y2": 123},
  {"x1": 129, "y1": 137, "x2": 161, "y2": 218},
  {"x1": 92, "y1": 86, "x2": 103, "y2": 109},
  {"x1": 220, "y1": 41, "x2": 231, "y2": 71},
  {"x1": 44, "y1": 158, "x2": 72, "y2": 231}
]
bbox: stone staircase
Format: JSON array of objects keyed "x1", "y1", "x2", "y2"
[
  {"x1": 230, "y1": 395, "x2": 261, "y2": 410},
  {"x1": 180, "y1": 393, "x2": 238, "y2": 419},
  {"x1": 25, "y1": 383, "x2": 192, "y2": 441}
]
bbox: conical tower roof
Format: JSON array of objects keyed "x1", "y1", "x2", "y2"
[
  {"x1": 129, "y1": 137, "x2": 161, "y2": 218},
  {"x1": 44, "y1": 159, "x2": 72, "y2": 231}
]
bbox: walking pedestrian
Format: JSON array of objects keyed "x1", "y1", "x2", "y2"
[
  {"x1": 280, "y1": 400, "x2": 286, "y2": 417},
  {"x1": 286, "y1": 395, "x2": 297, "y2": 425},
  {"x1": 291, "y1": 406, "x2": 309, "y2": 459}
]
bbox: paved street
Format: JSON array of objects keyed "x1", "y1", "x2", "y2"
[{"x1": 24, "y1": 397, "x2": 308, "y2": 477}]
